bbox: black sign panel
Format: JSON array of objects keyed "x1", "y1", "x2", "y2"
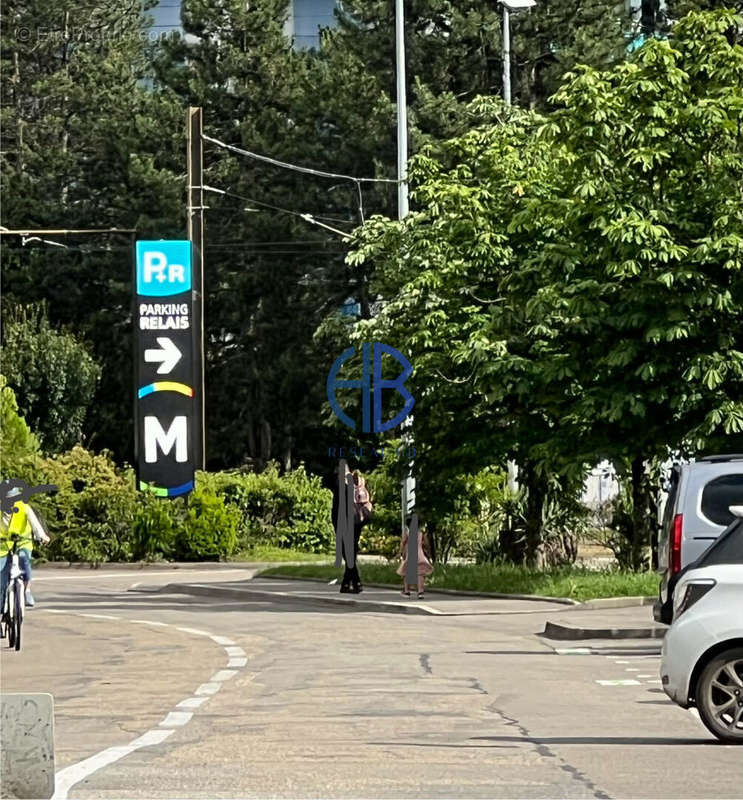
[{"x1": 134, "y1": 241, "x2": 196, "y2": 497}]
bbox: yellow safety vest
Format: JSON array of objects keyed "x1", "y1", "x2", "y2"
[{"x1": 0, "y1": 501, "x2": 33, "y2": 557}]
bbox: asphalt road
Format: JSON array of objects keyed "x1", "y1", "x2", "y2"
[{"x1": 1, "y1": 567, "x2": 741, "y2": 799}]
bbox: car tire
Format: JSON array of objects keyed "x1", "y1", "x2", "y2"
[{"x1": 696, "y1": 647, "x2": 743, "y2": 744}]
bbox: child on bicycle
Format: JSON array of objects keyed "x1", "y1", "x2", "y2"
[{"x1": 1, "y1": 487, "x2": 50, "y2": 608}]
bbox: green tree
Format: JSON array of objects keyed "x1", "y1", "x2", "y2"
[
  {"x1": 349, "y1": 10, "x2": 743, "y2": 567},
  {"x1": 1, "y1": 0, "x2": 182, "y2": 459},
  {"x1": 2, "y1": 304, "x2": 101, "y2": 453},
  {"x1": 0, "y1": 374, "x2": 41, "y2": 482}
]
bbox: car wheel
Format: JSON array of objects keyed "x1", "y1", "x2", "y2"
[{"x1": 696, "y1": 647, "x2": 743, "y2": 744}]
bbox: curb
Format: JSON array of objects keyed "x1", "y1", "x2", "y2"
[
  {"x1": 542, "y1": 621, "x2": 667, "y2": 641},
  {"x1": 145, "y1": 582, "x2": 438, "y2": 616},
  {"x1": 256, "y1": 573, "x2": 580, "y2": 606},
  {"x1": 576, "y1": 596, "x2": 657, "y2": 610}
]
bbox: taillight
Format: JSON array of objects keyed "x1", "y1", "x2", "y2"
[
  {"x1": 674, "y1": 579, "x2": 716, "y2": 618},
  {"x1": 670, "y1": 514, "x2": 683, "y2": 574}
]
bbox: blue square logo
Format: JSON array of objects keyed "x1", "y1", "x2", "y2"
[{"x1": 136, "y1": 241, "x2": 192, "y2": 297}]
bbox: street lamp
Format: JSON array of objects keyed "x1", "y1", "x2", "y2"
[{"x1": 498, "y1": 0, "x2": 537, "y2": 106}]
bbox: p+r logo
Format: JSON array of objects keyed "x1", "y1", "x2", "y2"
[
  {"x1": 327, "y1": 343, "x2": 414, "y2": 433},
  {"x1": 136, "y1": 240, "x2": 192, "y2": 297}
]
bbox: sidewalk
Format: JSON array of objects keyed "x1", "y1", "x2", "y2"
[{"x1": 143, "y1": 576, "x2": 568, "y2": 616}]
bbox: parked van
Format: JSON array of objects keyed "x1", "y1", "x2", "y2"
[{"x1": 654, "y1": 455, "x2": 743, "y2": 624}]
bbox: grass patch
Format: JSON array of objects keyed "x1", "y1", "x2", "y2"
[
  {"x1": 232, "y1": 546, "x2": 332, "y2": 563},
  {"x1": 256, "y1": 562, "x2": 658, "y2": 601}
]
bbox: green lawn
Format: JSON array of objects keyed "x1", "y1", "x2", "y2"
[
  {"x1": 232, "y1": 546, "x2": 332, "y2": 563},
  {"x1": 256, "y1": 562, "x2": 659, "y2": 602}
]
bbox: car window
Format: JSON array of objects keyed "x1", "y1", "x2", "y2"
[
  {"x1": 697, "y1": 520, "x2": 743, "y2": 566},
  {"x1": 700, "y1": 474, "x2": 743, "y2": 527},
  {"x1": 661, "y1": 469, "x2": 680, "y2": 536}
]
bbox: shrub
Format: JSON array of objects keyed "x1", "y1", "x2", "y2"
[
  {"x1": 39, "y1": 445, "x2": 139, "y2": 563},
  {"x1": 133, "y1": 493, "x2": 182, "y2": 561},
  {"x1": 175, "y1": 486, "x2": 238, "y2": 561},
  {"x1": 206, "y1": 463, "x2": 333, "y2": 553}
]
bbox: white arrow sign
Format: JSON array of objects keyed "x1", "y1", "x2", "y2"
[{"x1": 145, "y1": 337, "x2": 182, "y2": 375}]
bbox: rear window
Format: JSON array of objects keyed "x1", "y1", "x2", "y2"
[
  {"x1": 661, "y1": 469, "x2": 680, "y2": 535},
  {"x1": 700, "y1": 474, "x2": 743, "y2": 527},
  {"x1": 698, "y1": 520, "x2": 743, "y2": 566}
]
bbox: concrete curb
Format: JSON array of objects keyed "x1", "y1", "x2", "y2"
[
  {"x1": 542, "y1": 621, "x2": 667, "y2": 641},
  {"x1": 256, "y1": 573, "x2": 580, "y2": 606},
  {"x1": 576, "y1": 596, "x2": 656, "y2": 610},
  {"x1": 146, "y1": 582, "x2": 438, "y2": 616}
]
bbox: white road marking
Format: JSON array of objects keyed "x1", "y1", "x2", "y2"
[
  {"x1": 625, "y1": 668, "x2": 640, "y2": 672},
  {"x1": 637, "y1": 674, "x2": 654, "y2": 678},
  {"x1": 33, "y1": 569, "x2": 252, "y2": 582},
  {"x1": 555, "y1": 648, "x2": 591, "y2": 655},
  {"x1": 195, "y1": 682, "x2": 221, "y2": 696},
  {"x1": 596, "y1": 679, "x2": 641, "y2": 686},
  {"x1": 177, "y1": 696, "x2": 209, "y2": 709},
  {"x1": 614, "y1": 660, "x2": 630, "y2": 664},
  {"x1": 130, "y1": 582, "x2": 141, "y2": 589},
  {"x1": 160, "y1": 711, "x2": 193, "y2": 727},
  {"x1": 646, "y1": 679, "x2": 662, "y2": 684},
  {"x1": 52, "y1": 729, "x2": 174, "y2": 800},
  {"x1": 46, "y1": 611, "x2": 249, "y2": 798},
  {"x1": 211, "y1": 669, "x2": 238, "y2": 682},
  {"x1": 176, "y1": 626, "x2": 212, "y2": 637}
]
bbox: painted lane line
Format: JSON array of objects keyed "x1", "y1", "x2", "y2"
[
  {"x1": 596, "y1": 679, "x2": 641, "y2": 686},
  {"x1": 160, "y1": 711, "x2": 193, "y2": 728},
  {"x1": 228, "y1": 657, "x2": 248, "y2": 668},
  {"x1": 194, "y1": 682, "x2": 221, "y2": 696},
  {"x1": 52, "y1": 729, "x2": 174, "y2": 800},
  {"x1": 34, "y1": 568, "x2": 252, "y2": 582},
  {"x1": 49, "y1": 611, "x2": 249, "y2": 799},
  {"x1": 637, "y1": 674, "x2": 654, "y2": 678},
  {"x1": 555, "y1": 648, "x2": 591, "y2": 655},
  {"x1": 177, "y1": 696, "x2": 210, "y2": 709},
  {"x1": 646, "y1": 679, "x2": 662, "y2": 684},
  {"x1": 625, "y1": 668, "x2": 640, "y2": 672},
  {"x1": 211, "y1": 669, "x2": 238, "y2": 682},
  {"x1": 176, "y1": 626, "x2": 212, "y2": 637},
  {"x1": 614, "y1": 660, "x2": 630, "y2": 664}
]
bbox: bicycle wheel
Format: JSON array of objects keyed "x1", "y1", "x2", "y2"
[
  {"x1": 12, "y1": 580, "x2": 22, "y2": 651},
  {"x1": 6, "y1": 587, "x2": 15, "y2": 649}
]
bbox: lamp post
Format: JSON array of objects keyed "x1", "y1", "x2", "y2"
[{"x1": 498, "y1": 0, "x2": 537, "y2": 106}]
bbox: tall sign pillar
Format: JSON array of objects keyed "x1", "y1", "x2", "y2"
[{"x1": 134, "y1": 240, "x2": 196, "y2": 497}]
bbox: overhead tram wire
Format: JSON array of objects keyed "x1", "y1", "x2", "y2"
[
  {"x1": 202, "y1": 185, "x2": 354, "y2": 240},
  {"x1": 202, "y1": 135, "x2": 399, "y2": 226}
]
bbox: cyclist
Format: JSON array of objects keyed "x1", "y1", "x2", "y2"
[{"x1": 1, "y1": 487, "x2": 50, "y2": 608}]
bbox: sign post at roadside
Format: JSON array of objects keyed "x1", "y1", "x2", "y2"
[{"x1": 134, "y1": 240, "x2": 197, "y2": 497}]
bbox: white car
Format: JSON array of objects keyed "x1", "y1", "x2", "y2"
[{"x1": 661, "y1": 561, "x2": 743, "y2": 744}]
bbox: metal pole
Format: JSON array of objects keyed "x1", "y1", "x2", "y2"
[
  {"x1": 502, "y1": 5, "x2": 511, "y2": 106},
  {"x1": 187, "y1": 107, "x2": 206, "y2": 470},
  {"x1": 395, "y1": 0, "x2": 409, "y2": 220},
  {"x1": 396, "y1": 0, "x2": 414, "y2": 533}
]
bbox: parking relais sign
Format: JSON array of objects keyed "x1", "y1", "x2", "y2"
[{"x1": 134, "y1": 241, "x2": 196, "y2": 498}]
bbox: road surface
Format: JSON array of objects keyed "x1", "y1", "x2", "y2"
[{"x1": 1, "y1": 567, "x2": 740, "y2": 799}]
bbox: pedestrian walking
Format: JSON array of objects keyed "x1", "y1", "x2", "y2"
[
  {"x1": 339, "y1": 470, "x2": 373, "y2": 594},
  {"x1": 397, "y1": 523, "x2": 433, "y2": 599}
]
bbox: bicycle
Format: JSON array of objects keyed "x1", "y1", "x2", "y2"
[{"x1": 1, "y1": 534, "x2": 25, "y2": 651}]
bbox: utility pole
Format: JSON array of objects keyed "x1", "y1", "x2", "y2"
[
  {"x1": 396, "y1": 0, "x2": 414, "y2": 535},
  {"x1": 502, "y1": 4, "x2": 511, "y2": 105},
  {"x1": 395, "y1": 0, "x2": 409, "y2": 219},
  {"x1": 187, "y1": 107, "x2": 206, "y2": 470}
]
